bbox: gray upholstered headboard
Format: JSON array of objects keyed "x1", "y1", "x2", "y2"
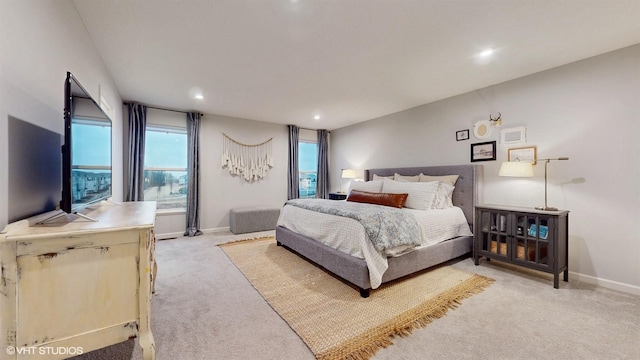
[{"x1": 364, "y1": 165, "x2": 483, "y2": 228}]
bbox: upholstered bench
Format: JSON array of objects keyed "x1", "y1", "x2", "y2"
[{"x1": 229, "y1": 206, "x2": 281, "y2": 234}]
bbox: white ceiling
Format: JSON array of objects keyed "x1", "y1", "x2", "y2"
[{"x1": 72, "y1": 0, "x2": 640, "y2": 130}]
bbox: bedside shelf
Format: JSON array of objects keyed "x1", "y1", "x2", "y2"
[
  {"x1": 329, "y1": 192, "x2": 347, "y2": 200},
  {"x1": 473, "y1": 204, "x2": 569, "y2": 288}
]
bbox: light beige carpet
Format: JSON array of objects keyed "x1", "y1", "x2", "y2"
[{"x1": 220, "y1": 237, "x2": 494, "y2": 360}]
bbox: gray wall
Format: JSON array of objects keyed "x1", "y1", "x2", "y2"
[
  {"x1": 0, "y1": 1, "x2": 289, "y2": 237},
  {"x1": 331, "y1": 45, "x2": 640, "y2": 294},
  {"x1": 0, "y1": 0, "x2": 123, "y2": 229},
  {"x1": 2, "y1": 1, "x2": 637, "y2": 294},
  {"x1": 154, "y1": 113, "x2": 289, "y2": 237}
]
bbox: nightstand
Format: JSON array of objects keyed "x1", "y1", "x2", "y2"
[
  {"x1": 474, "y1": 204, "x2": 569, "y2": 288},
  {"x1": 328, "y1": 192, "x2": 347, "y2": 200}
]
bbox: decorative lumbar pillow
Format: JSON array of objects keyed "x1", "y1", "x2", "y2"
[
  {"x1": 382, "y1": 179, "x2": 440, "y2": 210},
  {"x1": 394, "y1": 173, "x2": 420, "y2": 182},
  {"x1": 348, "y1": 180, "x2": 383, "y2": 193},
  {"x1": 419, "y1": 174, "x2": 460, "y2": 187},
  {"x1": 347, "y1": 190, "x2": 409, "y2": 209}
]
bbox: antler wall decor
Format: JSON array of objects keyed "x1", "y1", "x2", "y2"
[{"x1": 489, "y1": 112, "x2": 502, "y2": 126}]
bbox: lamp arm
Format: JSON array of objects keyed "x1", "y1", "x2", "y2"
[
  {"x1": 544, "y1": 159, "x2": 549, "y2": 209},
  {"x1": 535, "y1": 157, "x2": 568, "y2": 211}
]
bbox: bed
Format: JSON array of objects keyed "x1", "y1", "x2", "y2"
[{"x1": 275, "y1": 164, "x2": 483, "y2": 297}]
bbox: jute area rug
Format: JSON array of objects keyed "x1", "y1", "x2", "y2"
[{"x1": 220, "y1": 237, "x2": 494, "y2": 360}]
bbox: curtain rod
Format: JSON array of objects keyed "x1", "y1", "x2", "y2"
[
  {"x1": 297, "y1": 126, "x2": 331, "y2": 133},
  {"x1": 123, "y1": 101, "x2": 203, "y2": 116}
]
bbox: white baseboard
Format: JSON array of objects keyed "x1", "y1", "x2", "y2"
[
  {"x1": 155, "y1": 231, "x2": 183, "y2": 240},
  {"x1": 569, "y1": 271, "x2": 640, "y2": 295},
  {"x1": 156, "y1": 226, "x2": 231, "y2": 240},
  {"x1": 201, "y1": 226, "x2": 231, "y2": 234}
]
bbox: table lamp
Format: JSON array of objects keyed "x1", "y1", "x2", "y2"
[
  {"x1": 534, "y1": 157, "x2": 569, "y2": 211},
  {"x1": 499, "y1": 161, "x2": 534, "y2": 178},
  {"x1": 340, "y1": 169, "x2": 357, "y2": 193}
]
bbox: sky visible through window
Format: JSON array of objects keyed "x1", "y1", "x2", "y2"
[
  {"x1": 299, "y1": 142, "x2": 317, "y2": 171},
  {"x1": 145, "y1": 130, "x2": 187, "y2": 168},
  {"x1": 299, "y1": 141, "x2": 317, "y2": 198}
]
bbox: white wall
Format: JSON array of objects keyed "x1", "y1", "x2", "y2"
[
  {"x1": 3, "y1": 1, "x2": 637, "y2": 294},
  {"x1": 202, "y1": 115, "x2": 289, "y2": 229},
  {"x1": 0, "y1": 0, "x2": 123, "y2": 229},
  {"x1": 155, "y1": 113, "x2": 289, "y2": 238},
  {"x1": 0, "y1": 0, "x2": 305, "y2": 238},
  {"x1": 331, "y1": 45, "x2": 640, "y2": 294}
]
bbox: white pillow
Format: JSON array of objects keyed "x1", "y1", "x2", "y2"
[
  {"x1": 372, "y1": 174, "x2": 393, "y2": 180},
  {"x1": 433, "y1": 182, "x2": 455, "y2": 209},
  {"x1": 348, "y1": 180, "x2": 383, "y2": 194},
  {"x1": 419, "y1": 174, "x2": 459, "y2": 187},
  {"x1": 382, "y1": 179, "x2": 440, "y2": 210},
  {"x1": 394, "y1": 173, "x2": 420, "y2": 182}
]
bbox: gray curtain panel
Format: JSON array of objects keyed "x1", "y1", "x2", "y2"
[
  {"x1": 126, "y1": 103, "x2": 147, "y2": 201},
  {"x1": 287, "y1": 125, "x2": 299, "y2": 200},
  {"x1": 184, "y1": 112, "x2": 203, "y2": 237},
  {"x1": 316, "y1": 129, "x2": 330, "y2": 199}
]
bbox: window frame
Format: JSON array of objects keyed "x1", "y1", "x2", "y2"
[
  {"x1": 143, "y1": 124, "x2": 188, "y2": 212},
  {"x1": 298, "y1": 139, "x2": 318, "y2": 199}
]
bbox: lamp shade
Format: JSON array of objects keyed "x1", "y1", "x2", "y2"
[
  {"x1": 341, "y1": 169, "x2": 357, "y2": 179},
  {"x1": 499, "y1": 161, "x2": 534, "y2": 177}
]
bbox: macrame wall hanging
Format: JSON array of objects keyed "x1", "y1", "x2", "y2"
[{"x1": 221, "y1": 133, "x2": 274, "y2": 181}]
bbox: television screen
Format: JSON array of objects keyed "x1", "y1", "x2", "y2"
[{"x1": 61, "y1": 72, "x2": 112, "y2": 214}]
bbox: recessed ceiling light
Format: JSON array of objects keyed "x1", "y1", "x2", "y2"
[
  {"x1": 314, "y1": 115, "x2": 320, "y2": 120},
  {"x1": 479, "y1": 49, "x2": 494, "y2": 57},
  {"x1": 189, "y1": 86, "x2": 204, "y2": 100}
]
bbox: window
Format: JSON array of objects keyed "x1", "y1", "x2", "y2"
[
  {"x1": 144, "y1": 125, "x2": 188, "y2": 210},
  {"x1": 298, "y1": 141, "x2": 318, "y2": 199}
]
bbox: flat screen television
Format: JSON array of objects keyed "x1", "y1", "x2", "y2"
[{"x1": 60, "y1": 72, "x2": 112, "y2": 214}]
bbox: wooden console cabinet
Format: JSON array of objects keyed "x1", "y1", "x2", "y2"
[
  {"x1": 0, "y1": 201, "x2": 157, "y2": 359},
  {"x1": 474, "y1": 205, "x2": 569, "y2": 288}
]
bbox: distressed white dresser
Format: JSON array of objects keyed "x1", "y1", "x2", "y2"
[{"x1": 0, "y1": 201, "x2": 157, "y2": 359}]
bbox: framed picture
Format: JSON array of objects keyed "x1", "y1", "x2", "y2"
[
  {"x1": 470, "y1": 141, "x2": 497, "y2": 162},
  {"x1": 456, "y1": 129, "x2": 470, "y2": 141},
  {"x1": 500, "y1": 126, "x2": 527, "y2": 145},
  {"x1": 473, "y1": 120, "x2": 492, "y2": 139},
  {"x1": 508, "y1": 146, "x2": 537, "y2": 165}
]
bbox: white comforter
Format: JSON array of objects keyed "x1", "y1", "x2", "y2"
[{"x1": 276, "y1": 203, "x2": 472, "y2": 289}]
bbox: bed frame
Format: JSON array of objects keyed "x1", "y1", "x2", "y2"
[{"x1": 276, "y1": 164, "x2": 483, "y2": 297}]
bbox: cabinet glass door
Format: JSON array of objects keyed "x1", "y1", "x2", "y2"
[
  {"x1": 514, "y1": 214, "x2": 550, "y2": 267},
  {"x1": 479, "y1": 210, "x2": 509, "y2": 258}
]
